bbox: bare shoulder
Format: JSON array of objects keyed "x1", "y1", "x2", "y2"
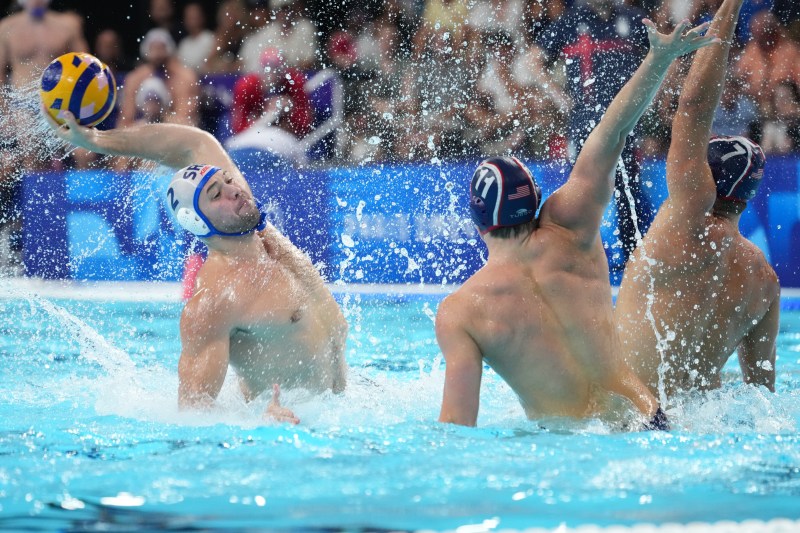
[
  {"x1": 0, "y1": 13, "x2": 22, "y2": 35},
  {"x1": 59, "y1": 11, "x2": 84, "y2": 29},
  {"x1": 181, "y1": 261, "x2": 241, "y2": 335},
  {"x1": 436, "y1": 288, "x2": 474, "y2": 332},
  {"x1": 740, "y1": 238, "x2": 779, "y2": 286}
]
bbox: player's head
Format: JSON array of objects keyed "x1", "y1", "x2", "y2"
[
  {"x1": 469, "y1": 156, "x2": 542, "y2": 238},
  {"x1": 140, "y1": 28, "x2": 176, "y2": 66},
  {"x1": 18, "y1": 0, "x2": 50, "y2": 18},
  {"x1": 708, "y1": 136, "x2": 766, "y2": 206},
  {"x1": 166, "y1": 165, "x2": 266, "y2": 238}
]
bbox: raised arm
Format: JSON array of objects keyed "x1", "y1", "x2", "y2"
[
  {"x1": 737, "y1": 292, "x2": 779, "y2": 392},
  {"x1": 436, "y1": 297, "x2": 483, "y2": 427},
  {"x1": 667, "y1": 0, "x2": 745, "y2": 213},
  {"x1": 177, "y1": 299, "x2": 232, "y2": 410},
  {"x1": 44, "y1": 110, "x2": 235, "y2": 170},
  {"x1": 544, "y1": 20, "x2": 716, "y2": 239}
]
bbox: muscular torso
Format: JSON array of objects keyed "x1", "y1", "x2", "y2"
[
  {"x1": 449, "y1": 222, "x2": 626, "y2": 418},
  {"x1": 187, "y1": 229, "x2": 347, "y2": 399},
  {"x1": 616, "y1": 204, "x2": 778, "y2": 395},
  {"x1": 0, "y1": 11, "x2": 85, "y2": 88}
]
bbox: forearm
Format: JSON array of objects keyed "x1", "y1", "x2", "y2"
[
  {"x1": 598, "y1": 51, "x2": 672, "y2": 150},
  {"x1": 75, "y1": 123, "x2": 215, "y2": 169},
  {"x1": 677, "y1": 0, "x2": 744, "y2": 129}
]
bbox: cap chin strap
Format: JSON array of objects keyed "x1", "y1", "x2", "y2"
[{"x1": 192, "y1": 169, "x2": 268, "y2": 238}]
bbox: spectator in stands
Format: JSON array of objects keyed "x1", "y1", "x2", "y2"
[
  {"x1": 523, "y1": 0, "x2": 566, "y2": 41},
  {"x1": 712, "y1": 75, "x2": 760, "y2": 137},
  {"x1": 147, "y1": 0, "x2": 180, "y2": 43},
  {"x1": 119, "y1": 28, "x2": 199, "y2": 128},
  {"x1": 135, "y1": 77, "x2": 171, "y2": 125},
  {"x1": 475, "y1": 30, "x2": 529, "y2": 156},
  {"x1": 239, "y1": 0, "x2": 318, "y2": 73},
  {"x1": 327, "y1": 30, "x2": 373, "y2": 120},
  {"x1": 231, "y1": 47, "x2": 314, "y2": 137},
  {"x1": 773, "y1": 0, "x2": 800, "y2": 41},
  {"x1": 72, "y1": 28, "x2": 128, "y2": 168},
  {"x1": 468, "y1": 0, "x2": 526, "y2": 46},
  {"x1": 202, "y1": 0, "x2": 247, "y2": 74},
  {"x1": 760, "y1": 80, "x2": 800, "y2": 153},
  {"x1": 538, "y1": 0, "x2": 652, "y2": 266},
  {"x1": 0, "y1": 0, "x2": 88, "y2": 272},
  {"x1": 177, "y1": 2, "x2": 214, "y2": 72},
  {"x1": 398, "y1": 26, "x2": 472, "y2": 160},
  {"x1": 412, "y1": 0, "x2": 470, "y2": 59},
  {"x1": 735, "y1": 9, "x2": 800, "y2": 113},
  {"x1": 94, "y1": 28, "x2": 130, "y2": 74},
  {"x1": 225, "y1": 94, "x2": 309, "y2": 167},
  {"x1": 512, "y1": 26, "x2": 571, "y2": 159}
]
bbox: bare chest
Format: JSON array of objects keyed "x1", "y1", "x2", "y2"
[{"x1": 6, "y1": 18, "x2": 74, "y2": 66}]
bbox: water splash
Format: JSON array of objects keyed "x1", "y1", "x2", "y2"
[{"x1": 618, "y1": 162, "x2": 673, "y2": 408}]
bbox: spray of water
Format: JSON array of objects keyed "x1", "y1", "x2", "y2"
[{"x1": 618, "y1": 161, "x2": 674, "y2": 408}]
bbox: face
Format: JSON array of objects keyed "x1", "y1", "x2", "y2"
[
  {"x1": 94, "y1": 30, "x2": 121, "y2": 64},
  {"x1": 150, "y1": 0, "x2": 174, "y2": 25},
  {"x1": 146, "y1": 41, "x2": 170, "y2": 65},
  {"x1": 183, "y1": 4, "x2": 206, "y2": 35},
  {"x1": 197, "y1": 171, "x2": 261, "y2": 234}
]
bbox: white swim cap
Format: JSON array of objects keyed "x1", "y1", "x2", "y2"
[
  {"x1": 166, "y1": 164, "x2": 219, "y2": 237},
  {"x1": 166, "y1": 164, "x2": 267, "y2": 238},
  {"x1": 135, "y1": 77, "x2": 171, "y2": 109},
  {"x1": 140, "y1": 28, "x2": 176, "y2": 59}
]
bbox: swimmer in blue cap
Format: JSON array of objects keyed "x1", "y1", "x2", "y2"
[
  {"x1": 616, "y1": 0, "x2": 779, "y2": 400},
  {"x1": 44, "y1": 114, "x2": 348, "y2": 424},
  {"x1": 436, "y1": 17, "x2": 718, "y2": 429}
]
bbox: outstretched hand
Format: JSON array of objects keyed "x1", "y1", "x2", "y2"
[
  {"x1": 644, "y1": 18, "x2": 720, "y2": 62},
  {"x1": 265, "y1": 384, "x2": 300, "y2": 425},
  {"x1": 41, "y1": 104, "x2": 96, "y2": 150}
]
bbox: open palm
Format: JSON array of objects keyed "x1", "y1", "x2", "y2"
[{"x1": 644, "y1": 18, "x2": 719, "y2": 61}]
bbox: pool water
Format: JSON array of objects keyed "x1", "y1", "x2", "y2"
[{"x1": 0, "y1": 287, "x2": 799, "y2": 531}]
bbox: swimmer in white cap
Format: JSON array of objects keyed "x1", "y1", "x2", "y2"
[
  {"x1": 616, "y1": 0, "x2": 779, "y2": 399},
  {"x1": 436, "y1": 18, "x2": 718, "y2": 429},
  {"x1": 44, "y1": 114, "x2": 348, "y2": 424}
]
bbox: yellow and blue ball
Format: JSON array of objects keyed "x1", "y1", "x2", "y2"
[{"x1": 40, "y1": 52, "x2": 117, "y2": 127}]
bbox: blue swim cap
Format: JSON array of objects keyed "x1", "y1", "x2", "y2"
[
  {"x1": 166, "y1": 164, "x2": 267, "y2": 238},
  {"x1": 469, "y1": 156, "x2": 542, "y2": 235},
  {"x1": 708, "y1": 136, "x2": 766, "y2": 204}
]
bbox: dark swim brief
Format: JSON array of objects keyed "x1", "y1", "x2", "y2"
[{"x1": 642, "y1": 407, "x2": 670, "y2": 431}]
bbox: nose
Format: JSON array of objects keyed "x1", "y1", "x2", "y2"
[{"x1": 223, "y1": 182, "x2": 241, "y2": 199}]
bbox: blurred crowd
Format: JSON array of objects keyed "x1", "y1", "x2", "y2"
[
  {"x1": 3, "y1": 0, "x2": 800, "y2": 169},
  {"x1": 0, "y1": 0, "x2": 796, "y2": 275}
]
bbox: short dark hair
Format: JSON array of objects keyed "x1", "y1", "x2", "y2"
[
  {"x1": 712, "y1": 197, "x2": 746, "y2": 216},
  {"x1": 486, "y1": 219, "x2": 537, "y2": 239}
]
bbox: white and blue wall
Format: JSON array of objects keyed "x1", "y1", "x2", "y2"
[{"x1": 21, "y1": 152, "x2": 800, "y2": 287}]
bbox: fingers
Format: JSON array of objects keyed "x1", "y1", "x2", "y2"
[
  {"x1": 671, "y1": 18, "x2": 691, "y2": 37},
  {"x1": 642, "y1": 18, "x2": 657, "y2": 33},
  {"x1": 60, "y1": 111, "x2": 80, "y2": 130},
  {"x1": 686, "y1": 21, "x2": 712, "y2": 36},
  {"x1": 271, "y1": 383, "x2": 281, "y2": 404},
  {"x1": 274, "y1": 411, "x2": 300, "y2": 425}
]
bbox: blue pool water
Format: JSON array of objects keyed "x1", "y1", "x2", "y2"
[{"x1": 0, "y1": 286, "x2": 799, "y2": 531}]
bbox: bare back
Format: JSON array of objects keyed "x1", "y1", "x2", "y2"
[
  {"x1": 179, "y1": 227, "x2": 347, "y2": 401},
  {"x1": 616, "y1": 204, "x2": 779, "y2": 394},
  {"x1": 616, "y1": 0, "x2": 779, "y2": 397},
  {"x1": 442, "y1": 218, "x2": 648, "y2": 419}
]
